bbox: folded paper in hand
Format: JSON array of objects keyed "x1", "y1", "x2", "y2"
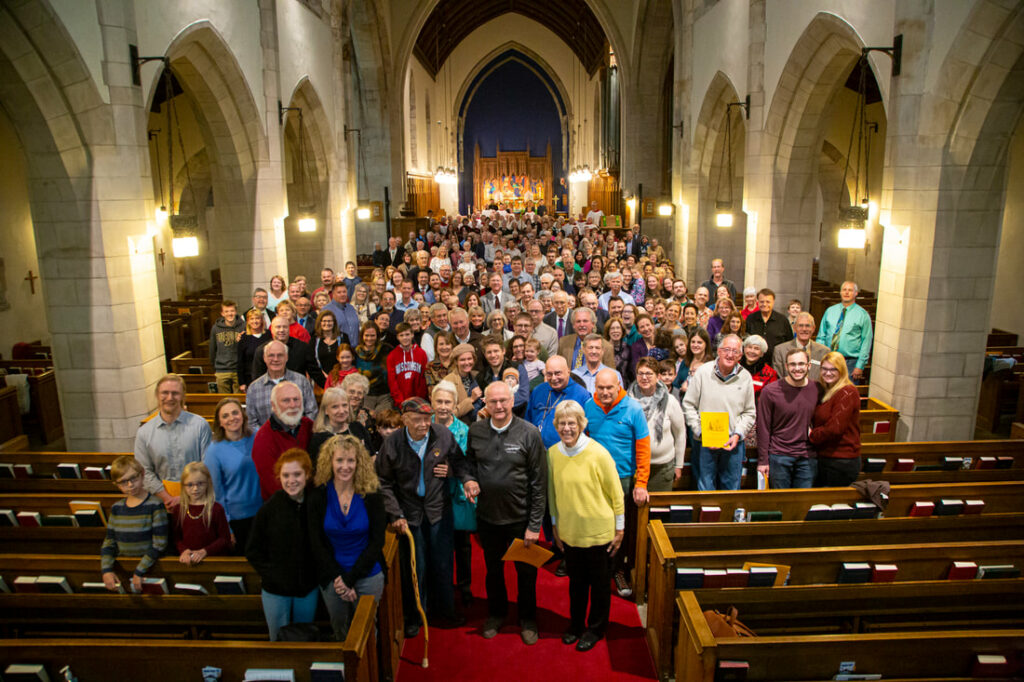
[{"x1": 501, "y1": 538, "x2": 553, "y2": 568}]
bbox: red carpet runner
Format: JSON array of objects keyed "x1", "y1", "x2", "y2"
[{"x1": 397, "y1": 538, "x2": 658, "y2": 681}]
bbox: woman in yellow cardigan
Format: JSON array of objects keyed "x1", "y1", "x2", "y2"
[{"x1": 548, "y1": 400, "x2": 625, "y2": 652}]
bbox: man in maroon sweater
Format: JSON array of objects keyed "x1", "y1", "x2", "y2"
[
  {"x1": 387, "y1": 323, "x2": 428, "y2": 406},
  {"x1": 755, "y1": 348, "x2": 819, "y2": 488},
  {"x1": 252, "y1": 381, "x2": 313, "y2": 500}
]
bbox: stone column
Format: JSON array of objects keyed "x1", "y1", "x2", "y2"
[
  {"x1": 742, "y1": 0, "x2": 771, "y2": 292},
  {"x1": 673, "y1": 0, "x2": 698, "y2": 281}
]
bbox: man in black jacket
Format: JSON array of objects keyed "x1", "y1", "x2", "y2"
[
  {"x1": 744, "y1": 288, "x2": 794, "y2": 359},
  {"x1": 465, "y1": 381, "x2": 547, "y2": 645},
  {"x1": 376, "y1": 398, "x2": 476, "y2": 636},
  {"x1": 251, "y1": 316, "x2": 314, "y2": 381}
]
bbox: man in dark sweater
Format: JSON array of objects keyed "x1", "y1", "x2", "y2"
[
  {"x1": 464, "y1": 381, "x2": 547, "y2": 645},
  {"x1": 755, "y1": 348, "x2": 819, "y2": 488},
  {"x1": 745, "y1": 288, "x2": 793, "y2": 359},
  {"x1": 375, "y1": 398, "x2": 475, "y2": 636},
  {"x1": 209, "y1": 300, "x2": 246, "y2": 393}
]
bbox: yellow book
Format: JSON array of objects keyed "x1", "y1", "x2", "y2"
[
  {"x1": 162, "y1": 479, "x2": 181, "y2": 497},
  {"x1": 700, "y1": 412, "x2": 730, "y2": 449}
]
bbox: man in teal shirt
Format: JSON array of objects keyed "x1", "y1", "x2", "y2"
[{"x1": 816, "y1": 281, "x2": 873, "y2": 382}]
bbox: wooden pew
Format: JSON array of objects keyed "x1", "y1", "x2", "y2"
[
  {"x1": 0, "y1": 595, "x2": 378, "y2": 682},
  {"x1": 161, "y1": 318, "x2": 185, "y2": 369},
  {"x1": 674, "y1": 591, "x2": 1024, "y2": 682},
  {"x1": 170, "y1": 350, "x2": 214, "y2": 375},
  {"x1": 988, "y1": 328, "x2": 1019, "y2": 347},
  {"x1": 0, "y1": 368, "x2": 64, "y2": 445},
  {"x1": 0, "y1": 386, "x2": 22, "y2": 450},
  {"x1": 634, "y1": 480, "x2": 1024, "y2": 603},
  {"x1": 860, "y1": 396, "x2": 898, "y2": 442}
]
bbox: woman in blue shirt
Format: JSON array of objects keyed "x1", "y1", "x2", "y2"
[
  {"x1": 204, "y1": 398, "x2": 262, "y2": 552},
  {"x1": 308, "y1": 434, "x2": 386, "y2": 641}
]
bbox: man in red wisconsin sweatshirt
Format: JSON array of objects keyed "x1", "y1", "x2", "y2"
[{"x1": 387, "y1": 322, "x2": 428, "y2": 406}]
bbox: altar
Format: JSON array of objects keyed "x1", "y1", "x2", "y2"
[{"x1": 473, "y1": 142, "x2": 554, "y2": 213}]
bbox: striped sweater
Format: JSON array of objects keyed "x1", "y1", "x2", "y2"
[{"x1": 100, "y1": 494, "x2": 169, "y2": 576}]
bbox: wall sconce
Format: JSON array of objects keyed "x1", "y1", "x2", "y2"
[
  {"x1": 838, "y1": 227, "x2": 867, "y2": 249},
  {"x1": 170, "y1": 214, "x2": 199, "y2": 258},
  {"x1": 298, "y1": 216, "x2": 317, "y2": 232},
  {"x1": 715, "y1": 201, "x2": 734, "y2": 228},
  {"x1": 658, "y1": 202, "x2": 673, "y2": 217},
  {"x1": 356, "y1": 205, "x2": 371, "y2": 221}
]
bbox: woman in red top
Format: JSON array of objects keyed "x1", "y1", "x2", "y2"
[
  {"x1": 174, "y1": 462, "x2": 230, "y2": 565},
  {"x1": 740, "y1": 334, "x2": 779, "y2": 451},
  {"x1": 810, "y1": 352, "x2": 862, "y2": 486}
]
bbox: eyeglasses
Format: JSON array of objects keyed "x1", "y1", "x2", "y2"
[
  {"x1": 184, "y1": 481, "x2": 207, "y2": 489},
  {"x1": 115, "y1": 474, "x2": 141, "y2": 487},
  {"x1": 718, "y1": 348, "x2": 741, "y2": 356},
  {"x1": 636, "y1": 371, "x2": 657, "y2": 378}
]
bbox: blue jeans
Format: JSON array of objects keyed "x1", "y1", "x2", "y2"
[
  {"x1": 321, "y1": 571, "x2": 385, "y2": 641},
  {"x1": 697, "y1": 442, "x2": 745, "y2": 490},
  {"x1": 401, "y1": 510, "x2": 456, "y2": 625},
  {"x1": 260, "y1": 587, "x2": 319, "y2": 641},
  {"x1": 768, "y1": 454, "x2": 818, "y2": 489}
]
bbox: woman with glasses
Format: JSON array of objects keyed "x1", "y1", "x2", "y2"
[
  {"x1": 628, "y1": 358, "x2": 687, "y2": 492},
  {"x1": 810, "y1": 353, "x2": 862, "y2": 486},
  {"x1": 100, "y1": 455, "x2": 169, "y2": 593}
]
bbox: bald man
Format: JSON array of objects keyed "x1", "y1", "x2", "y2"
[
  {"x1": 525, "y1": 356, "x2": 592, "y2": 449},
  {"x1": 584, "y1": 369, "x2": 651, "y2": 598}
]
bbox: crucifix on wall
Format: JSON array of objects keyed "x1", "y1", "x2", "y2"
[{"x1": 24, "y1": 270, "x2": 38, "y2": 295}]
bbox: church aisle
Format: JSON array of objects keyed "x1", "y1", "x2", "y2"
[{"x1": 397, "y1": 538, "x2": 657, "y2": 681}]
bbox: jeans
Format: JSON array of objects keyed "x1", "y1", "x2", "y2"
[
  {"x1": 477, "y1": 518, "x2": 537, "y2": 624},
  {"x1": 401, "y1": 511, "x2": 455, "y2": 626},
  {"x1": 697, "y1": 442, "x2": 745, "y2": 490},
  {"x1": 321, "y1": 571, "x2": 385, "y2": 641},
  {"x1": 564, "y1": 542, "x2": 612, "y2": 637},
  {"x1": 817, "y1": 457, "x2": 861, "y2": 487},
  {"x1": 768, "y1": 454, "x2": 817, "y2": 489},
  {"x1": 260, "y1": 587, "x2": 319, "y2": 641}
]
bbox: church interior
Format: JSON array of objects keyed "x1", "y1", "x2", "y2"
[{"x1": 0, "y1": 0, "x2": 1023, "y2": 680}]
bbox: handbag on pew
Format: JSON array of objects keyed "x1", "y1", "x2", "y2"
[
  {"x1": 275, "y1": 622, "x2": 322, "y2": 642},
  {"x1": 703, "y1": 607, "x2": 757, "y2": 638}
]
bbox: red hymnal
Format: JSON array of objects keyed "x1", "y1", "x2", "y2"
[
  {"x1": 893, "y1": 458, "x2": 915, "y2": 471},
  {"x1": 725, "y1": 569, "x2": 749, "y2": 588},
  {"x1": 871, "y1": 564, "x2": 898, "y2": 582},
  {"x1": 963, "y1": 499, "x2": 985, "y2": 514},
  {"x1": 975, "y1": 456, "x2": 996, "y2": 469},
  {"x1": 908, "y1": 501, "x2": 934, "y2": 517},
  {"x1": 699, "y1": 506, "x2": 721, "y2": 522},
  {"x1": 947, "y1": 561, "x2": 978, "y2": 580},
  {"x1": 971, "y1": 654, "x2": 1013, "y2": 677},
  {"x1": 702, "y1": 569, "x2": 727, "y2": 589}
]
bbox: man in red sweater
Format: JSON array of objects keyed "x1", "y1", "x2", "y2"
[
  {"x1": 387, "y1": 322, "x2": 428, "y2": 406},
  {"x1": 251, "y1": 381, "x2": 313, "y2": 500}
]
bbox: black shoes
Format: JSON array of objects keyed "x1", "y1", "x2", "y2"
[
  {"x1": 481, "y1": 616, "x2": 503, "y2": 639},
  {"x1": 562, "y1": 630, "x2": 580, "y2": 645},
  {"x1": 576, "y1": 631, "x2": 601, "y2": 652},
  {"x1": 554, "y1": 559, "x2": 568, "y2": 577},
  {"x1": 404, "y1": 622, "x2": 420, "y2": 638}
]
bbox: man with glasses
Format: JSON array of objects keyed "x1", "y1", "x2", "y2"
[
  {"x1": 772, "y1": 312, "x2": 830, "y2": 381},
  {"x1": 682, "y1": 335, "x2": 755, "y2": 490},
  {"x1": 133, "y1": 375, "x2": 212, "y2": 511},
  {"x1": 525, "y1": 356, "x2": 591, "y2": 449},
  {"x1": 756, "y1": 349, "x2": 819, "y2": 488}
]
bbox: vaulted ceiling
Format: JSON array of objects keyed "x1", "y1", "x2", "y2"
[{"x1": 413, "y1": 0, "x2": 607, "y2": 77}]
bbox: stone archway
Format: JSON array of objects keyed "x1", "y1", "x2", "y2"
[
  {"x1": 870, "y1": 1, "x2": 1024, "y2": 439},
  {"x1": 691, "y1": 72, "x2": 748, "y2": 289},
  {"x1": 751, "y1": 12, "x2": 868, "y2": 304},
  {"x1": 0, "y1": 0, "x2": 164, "y2": 450},
  {"x1": 161, "y1": 21, "x2": 277, "y2": 303}
]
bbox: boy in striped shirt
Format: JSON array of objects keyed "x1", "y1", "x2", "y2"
[{"x1": 101, "y1": 455, "x2": 169, "y2": 592}]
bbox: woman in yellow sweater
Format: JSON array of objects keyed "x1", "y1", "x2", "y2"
[{"x1": 548, "y1": 400, "x2": 625, "y2": 652}]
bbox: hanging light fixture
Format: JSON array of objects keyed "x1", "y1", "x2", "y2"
[
  {"x1": 838, "y1": 54, "x2": 874, "y2": 247},
  {"x1": 431, "y1": 26, "x2": 458, "y2": 187},
  {"x1": 157, "y1": 66, "x2": 200, "y2": 258},
  {"x1": 280, "y1": 103, "x2": 318, "y2": 232}
]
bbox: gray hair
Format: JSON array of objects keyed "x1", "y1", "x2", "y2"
[
  {"x1": 340, "y1": 372, "x2": 369, "y2": 393},
  {"x1": 743, "y1": 334, "x2": 768, "y2": 354},
  {"x1": 743, "y1": 286, "x2": 757, "y2": 297},
  {"x1": 431, "y1": 380, "x2": 458, "y2": 402},
  {"x1": 263, "y1": 339, "x2": 289, "y2": 359},
  {"x1": 842, "y1": 280, "x2": 860, "y2": 293},
  {"x1": 553, "y1": 399, "x2": 587, "y2": 430},
  {"x1": 270, "y1": 380, "x2": 301, "y2": 409},
  {"x1": 571, "y1": 306, "x2": 595, "y2": 324},
  {"x1": 604, "y1": 271, "x2": 622, "y2": 285}
]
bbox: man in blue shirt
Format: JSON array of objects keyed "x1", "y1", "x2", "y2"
[
  {"x1": 525, "y1": 356, "x2": 591, "y2": 449},
  {"x1": 816, "y1": 281, "x2": 873, "y2": 382},
  {"x1": 322, "y1": 281, "x2": 361, "y2": 350},
  {"x1": 584, "y1": 369, "x2": 651, "y2": 598}
]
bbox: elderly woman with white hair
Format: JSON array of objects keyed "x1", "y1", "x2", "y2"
[
  {"x1": 431, "y1": 380, "x2": 475, "y2": 605},
  {"x1": 484, "y1": 310, "x2": 514, "y2": 342},
  {"x1": 740, "y1": 286, "x2": 759, "y2": 319},
  {"x1": 547, "y1": 400, "x2": 624, "y2": 653},
  {"x1": 739, "y1": 334, "x2": 779, "y2": 451}
]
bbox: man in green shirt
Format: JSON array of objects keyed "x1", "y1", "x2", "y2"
[{"x1": 816, "y1": 281, "x2": 873, "y2": 382}]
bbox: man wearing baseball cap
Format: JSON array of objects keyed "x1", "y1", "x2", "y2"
[{"x1": 376, "y1": 397, "x2": 479, "y2": 636}]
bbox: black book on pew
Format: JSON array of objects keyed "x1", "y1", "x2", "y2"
[
  {"x1": 995, "y1": 456, "x2": 1014, "y2": 469},
  {"x1": 41, "y1": 514, "x2": 78, "y2": 528},
  {"x1": 0, "y1": 509, "x2": 16, "y2": 526},
  {"x1": 36, "y1": 575, "x2": 73, "y2": 594},
  {"x1": 309, "y1": 662, "x2": 345, "y2": 682},
  {"x1": 243, "y1": 670, "x2": 296, "y2": 681},
  {"x1": 862, "y1": 458, "x2": 885, "y2": 472},
  {"x1": 56, "y1": 463, "x2": 82, "y2": 479},
  {"x1": 934, "y1": 499, "x2": 964, "y2": 516},
  {"x1": 746, "y1": 510, "x2": 782, "y2": 522},
  {"x1": 977, "y1": 564, "x2": 1021, "y2": 579},
  {"x1": 3, "y1": 663, "x2": 51, "y2": 681},
  {"x1": 747, "y1": 566, "x2": 777, "y2": 587},
  {"x1": 836, "y1": 562, "x2": 873, "y2": 584},
  {"x1": 853, "y1": 502, "x2": 879, "y2": 519},
  {"x1": 829, "y1": 503, "x2": 855, "y2": 520},
  {"x1": 669, "y1": 505, "x2": 693, "y2": 523},
  {"x1": 0, "y1": 575, "x2": 9, "y2": 593},
  {"x1": 805, "y1": 504, "x2": 831, "y2": 521},
  {"x1": 214, "y1": 575, "x2": 246, "y2": 595},
  {"x1": 714, "y1": 660, "x2": 749, "y2": 682},
  {"x1": 649, "y1": 506, "x2": 671, "y2": 522},
  {"x1": 0, "y1": 463, "x2": 14, "y2": 479},
  {"x1": 675, "y1": 568, "x2": 704, "y2": 589},
  {"x1": 73, "y1": 510, "x2": 103, "y2": 527},
  {"x1": 942, "y1": 456, "x2": 964, "y2": 470}
]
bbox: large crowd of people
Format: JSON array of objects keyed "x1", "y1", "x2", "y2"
[{"x1": 114, "y1": 207, "x2": 874, "y2": 646}]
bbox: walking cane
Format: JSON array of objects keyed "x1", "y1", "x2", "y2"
[{"x1": 402, "y1": 526, "x2": 429, "y2": 668}]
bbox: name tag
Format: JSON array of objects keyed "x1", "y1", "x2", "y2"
[
  {"x1": 810, "y1": 359, "x2": 821, "y2": 366},
  {"x1": 752, "y1": 380, "x2": 764, "y2": 388}
]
